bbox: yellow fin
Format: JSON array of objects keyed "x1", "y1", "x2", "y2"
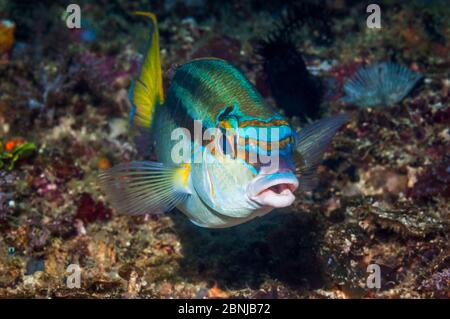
[{"x1": 130, "y1": 11, "x2": 164, "y2": 128}]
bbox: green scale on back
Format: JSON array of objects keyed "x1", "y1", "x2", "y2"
[{"x1": 153, "y1": 58, "x2": 290, "y2": 164}]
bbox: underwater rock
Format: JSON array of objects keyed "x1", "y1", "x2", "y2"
[
  {"x1": 0, "y1": 191, "x2": 14, "y2": 224},
  {"x1": 28, "y1": 220, "x2": 51, "y2": 250},
  {"x1": 433, "y1": 107, "x2": 450, "y2": 124},
  {"x1": 46, "y1": 213, "x2": 77, "y2": 239},
  {"x1": 359, "y1": 166, "x2": 408, "y2": 196},
  {"x1": 75, "y1": 193, "x2": 112, "y2": 224},
  {"x1": 0, "y1": 170, "x2": 17, "y2": 225},
  {"x1": 30, "y1": 171, "x2": 61, "y2": 203},
  {"x1": 191, "y1": 35, "x2": 241, "y2": 63},
  {"x1": 80, "y1": 53, "x2": 136, "y2": 87},
  {"x1": 89, "y1": 280, "x2": 122, "y2": 294},
  {"x1": 118, "y1": 264, "x2": 144, "y2": 281},
  {"x1": 319, "y1": 222, "x2": 368, "y2": 297},
  {"x1": 408, "y1": 155, "x2": 450, "y2": 201},
  {"x1": 355, "y1": 203, "x2": 447, "y2": 238},
  {"x1": 25, "y1": 258, "x2": 45, "y2": 275},
  {"x1": 420, "y1": 268, "x2": 450, "y2": 298},
  {"x1": 52, "y1": 157, "x2": 83, "y2": 182},
  {"x1": 74, "y1": 52, "x2": 138, "y2": 111},
  {"x1": 340, "y1": 62, "x2": 423, "y2": 108},
  {"x1": 108, "y1": 118, "x2": 129, "y2": 140}
]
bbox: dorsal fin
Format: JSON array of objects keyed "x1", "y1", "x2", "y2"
[{"x1": 129, "y1": 11, "x2": 164, "y2": 128}]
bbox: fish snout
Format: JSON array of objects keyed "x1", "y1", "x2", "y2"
[
  {"x1": 258, "y1": 155, "x2": 296, "y2": 175},
  {"x1": 247, "y1": 171, "x2": 299, "y2": 208}
]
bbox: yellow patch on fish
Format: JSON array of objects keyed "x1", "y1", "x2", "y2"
[{"x1": 175, "y1": 163, "x2": 191, "y2": 189}]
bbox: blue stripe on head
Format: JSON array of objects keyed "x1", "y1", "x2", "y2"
[
  {"x1": 237, "y1": 125, "x2": 293, "y2": 142},
  {"x1": 236, "y1": 142, "x2": 293, "y2": 156}
]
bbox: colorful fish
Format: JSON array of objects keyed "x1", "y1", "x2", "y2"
[{"x1": 99, "y1": 12, "x2": 348, "y2": 228}]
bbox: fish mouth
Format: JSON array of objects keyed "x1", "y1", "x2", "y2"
[{"x1": 247, "y1": 172, "x2": 299, "y2": 208}]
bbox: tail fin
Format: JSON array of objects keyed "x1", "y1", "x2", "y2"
[{"x1": 129, "y1": 11, "x2": 164, "y2": 129}]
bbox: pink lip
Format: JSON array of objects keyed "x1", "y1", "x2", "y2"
[{"x1": 247, "y1": 172, "x2": 299, "y2": 208}]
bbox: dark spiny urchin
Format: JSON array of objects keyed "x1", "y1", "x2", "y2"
[
  {"x1": 256, "y1": 27, "x2": 323, "y2": 122},
  {"x1": 254, "y1": 1, "x2": 339, "y2": 121},
  {"x1": 273, "y1": 1, "x2": 336, "y2": 47}
]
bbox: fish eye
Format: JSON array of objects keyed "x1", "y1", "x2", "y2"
[{"x1": 217, "y1": 106, "x2": 234, "y2": 122}]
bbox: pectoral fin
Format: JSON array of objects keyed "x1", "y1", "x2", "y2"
[
  {"x1": 99, "y1": 161, "x2": 190, "y2": 215},
  {"x1": 295, "y1": 113, "x2": 349, "y2": 191}
]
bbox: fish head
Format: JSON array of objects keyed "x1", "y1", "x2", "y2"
[{"x1": 190, "y1": 114, "x2": 299, "y2": 219}]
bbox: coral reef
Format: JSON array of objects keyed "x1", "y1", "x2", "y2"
[{"x1": 0, "y1": 0, "x2": 448, "y2": 299}]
